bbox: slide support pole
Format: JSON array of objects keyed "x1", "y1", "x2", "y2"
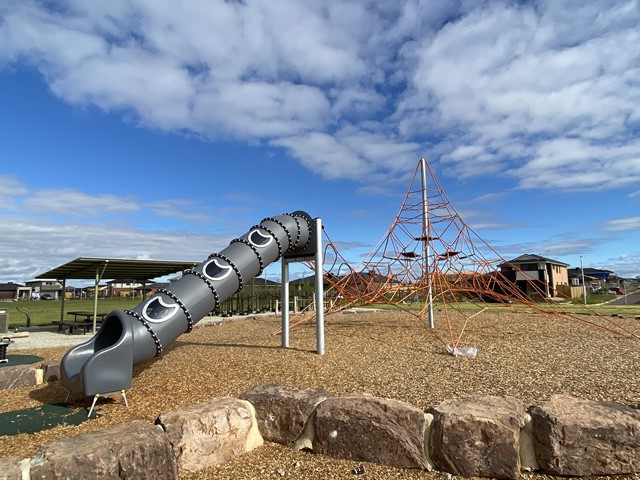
[
  {"x1": 281, "y1": 259, "x2": 290, "y2": 348},
  {"x1": 314, "y1": 217, "x2": 325, "y2": 355}
]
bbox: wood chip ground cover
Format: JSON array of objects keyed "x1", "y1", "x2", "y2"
[{"x1": 1, "y1": 310, "x2": 639, "y2": 479}]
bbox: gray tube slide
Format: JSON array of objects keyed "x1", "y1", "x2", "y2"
[{"x1": 60, "y1": 211, "x2": 315, "y2": 397}]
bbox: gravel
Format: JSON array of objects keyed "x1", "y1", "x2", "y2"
[{"x1": 1, "y1": 309, "x2": 639, "y2": 479}]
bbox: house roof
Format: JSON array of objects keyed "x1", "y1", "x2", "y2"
[
  {"x1": 36, "y1": 257, "x2": 200, "y2": 282},
  {"x1": 0, "y1": 282, "x2": 24, "y2": 291},
  {"x1": 502, "y1": 253, "x2": 570, "y2": 267},
  {"x1": 567, "y1": 267, "x2": 614, "y2": 275},
  {"x1": 566, "y1": 267, "x2": 616, "y2": 279}
]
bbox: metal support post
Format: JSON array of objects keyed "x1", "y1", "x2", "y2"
[
  {"x1": 314, "y1": 217, "x2": 325, "y2": 355},
  {"x1": 420, "y1": 158, "x2": 435, "y2": 328},
  {"x1": 281, "y1": 259, "x2": 290, "y2": 348}
]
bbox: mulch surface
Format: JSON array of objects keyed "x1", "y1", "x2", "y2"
[{"x1": 1, "y1": 310, "x2": 639, "y2": 479}]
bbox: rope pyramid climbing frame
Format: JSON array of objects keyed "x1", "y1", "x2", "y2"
[{"x1": 285, "y1": 158, "x2": 638, "y2": 351}]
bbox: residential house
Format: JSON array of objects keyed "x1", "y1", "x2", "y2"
[
  {"x1": 566, "y1": 267, "x2": 617, "y2": 292},
  {"x1": 290, "y1": 274, "x2": 329, "y2": 291},
  {"x1": 24, "y1": 279, "x2": 63, "y2": 300},
  {"x1": 107, "y1": 279, "x2": 144, "y2": 298},
  {"x1": 133, "y1": 282, "x2": 171, "y2": 298},
  {"x1": 65, "y1": 286, "x2": 89, "y2": 299},
  {"x1": 86, "y1": 285, "x2": 109, "y2": 298},
  {"x1": 0, "y1": 282, "x2": 32, "y2": 301},
  {"x1": 499, "y1": 254, "x2": 570, "y2": 299}
]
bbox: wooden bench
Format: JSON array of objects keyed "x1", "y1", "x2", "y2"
[{"x1": 52, "y1": 320, "x2": 93, "y2": 335}]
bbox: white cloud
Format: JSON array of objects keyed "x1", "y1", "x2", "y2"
[
  {"x1": 603, "y1": 216, "x2": 640, "y2": 232},
  {"x1": 400, "y1": 1, "x2": 640, "y2": 189},
  {"x1": 514, "y1": 138, "x2": 640, "y2": 190},
  {"x1": 600, "y1": 251, "x2": 640, "y2": 278},
  {"x1": 146, "y1": 199, "x2": 212, "y2": 223},
  {"x1": 51, "y1": 52, "x2": 196, "y2": 130},
  {"x1": 273, "y1": 132, "x2": 370, "y2": 179},
  {"x1": 467, "y1": 192, "x2": 509, "y2": 203},
  {"x1": 273, "y1": 126, "x2": 421, "y2": 181},
  {"x1": 0, "y1": 184, "x2": 231, "y2": 283},
  {"x1": 0, "y1": 176, "x2": 228, "y2": 226},
  {"x1": 1, "y1": 0, "x2": 640, "y2": 194},
  {"x1": 2, "y1": 0, "x2": 640, "y2": 285},
  {"x1": 21, "y1": 189, "x2": 140, "y2": 217},
  {"x1": 0, "y1": 177, "x2": 28, "y2": 211},
  {"x1": 192, "y1": 81, "x2": 331, "y2": 140},
  {"x1": 0, "y1": 215, "x2": 226, "y2": 283},
  {"x1": 459, "y1": 208, "x2": 521, "y2": 232}
]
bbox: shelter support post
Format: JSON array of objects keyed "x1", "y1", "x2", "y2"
[
  {"x1": 59, "y1": 278, "x2": 66, "y2": 321},
  {"x1": 93, "y1": 262, "x2": 109, "y2": 334}
]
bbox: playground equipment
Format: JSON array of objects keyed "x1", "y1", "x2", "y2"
[
  {"x1": 291, "y1": 158, "x2": 638, "y2": 349},
  {"x1": 0, "y1": 337, "x2": 12, "y2": 363},
  {"x1": 16, "y1": 306, "x2": 31, "y2": 328},
  {"x1": 60, "y1": 211, "x2": 319, "y2": 406}
]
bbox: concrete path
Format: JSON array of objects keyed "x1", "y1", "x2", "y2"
[{"x1": 3, "y1": 314, "x2": 227, "y2": 351}]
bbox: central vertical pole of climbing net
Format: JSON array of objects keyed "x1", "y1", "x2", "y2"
[{"x1": 420, "y1": 158, "x2": 435, "y2": 329}]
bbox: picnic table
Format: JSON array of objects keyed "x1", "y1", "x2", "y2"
[
  {"x1": 66, "y1": 311, "x2": 108, "y2": 322},
  {"x1": 53, "y1": 311, "x2": 108, "y2": 334}
]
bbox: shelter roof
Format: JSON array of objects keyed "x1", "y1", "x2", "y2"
[{"x1": 36, "y1": 257, "x2": 200, "y2": 281}]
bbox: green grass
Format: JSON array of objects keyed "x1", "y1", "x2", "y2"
[
  {"x1": 6, "y1": 291, "x2": 637, "y2": 329},
  {"x1": 572, "y1": 293, "x2": 616, "y2": 305},
  {"x1": 366, "y1": 298, "x2": 640, "y2": 316},
  {"x1": 4, "y1": 298, "x2": 139, "y2": 328}
]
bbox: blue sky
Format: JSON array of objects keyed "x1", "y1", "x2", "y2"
[{"x1": 1, "y1": 0, "x2": 639, "y2": 285}]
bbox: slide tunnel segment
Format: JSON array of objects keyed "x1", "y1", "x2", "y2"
[{"x1": 60, "y1": 211, "x2": 316, "y2": 397}]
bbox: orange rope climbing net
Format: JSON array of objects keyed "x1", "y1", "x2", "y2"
[{"x1": 283, "y1": 158, "x2": 638, "y2": 350}]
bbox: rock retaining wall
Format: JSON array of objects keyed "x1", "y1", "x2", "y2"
[{"x1": 1, "y1": 383, "x2": 639, "y2": 479}]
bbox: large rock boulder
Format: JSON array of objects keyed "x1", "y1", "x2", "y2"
[
  {"x1": 0, "y1": 457, "x2": 23, "y2": 480},
  {"x1": 297, "y1": 392, "x2": 431, "y2": 470},
  {"x1": 240, "y1": 383, "x2": 331, "y2": 444},
  {"x1": 0, "y1": 365, "x2": 41, "y2": 390},
  {"x1": 29, "y1": 420, "x2": 177, "y2": 479},
  {"x1": 42, "y1": 360, "x2": 60, "y2": 382},
  {"x1": 530, "y1": 395, "x2": 640, "y2": 476},
  {"x1": 156, "y1": 397, "x2": 263, "y2": 472},
  {"x1": 429, "y1": 396, "x2": 526, "y2": 479}
]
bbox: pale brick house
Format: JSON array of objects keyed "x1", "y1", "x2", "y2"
[{"x1": 499, "y1": 254, "x2": 570, "y2": 299}]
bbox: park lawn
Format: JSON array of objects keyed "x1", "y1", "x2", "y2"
[
  {"x1": 5, "y1": 298, "x2": 140, "y2": 328},
  {"x1": 367, "y1": 299, "x2": 640, "y2": 317},
  {"x1": 8, "y1": 294, "x2": 638, "y2": 329}
]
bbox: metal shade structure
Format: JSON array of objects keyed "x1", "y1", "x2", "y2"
[
  {"x1": 37, "y1": 257, "x2": 200, "y2": 281},
  {"x1": 36, "y1": 257, "x2": 200, "y2": 332}
]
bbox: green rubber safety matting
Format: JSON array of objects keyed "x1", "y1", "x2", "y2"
[
  {"x1": 0, "y1": 403, "x2": 97, "y2": 436},
  {"x1": 0, "y1": 354, "x2": 44, "y2": 368}
]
